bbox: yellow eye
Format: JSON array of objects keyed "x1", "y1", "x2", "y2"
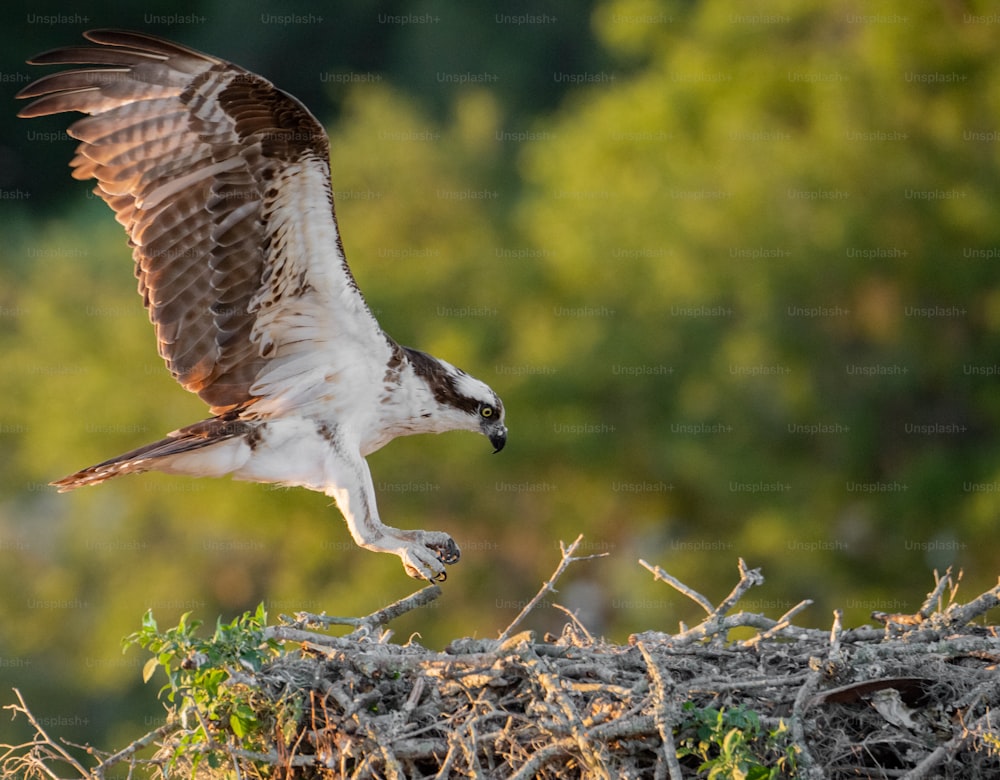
[{"x1": 481, "y1": 406, "x2": 494, "y2": 418}]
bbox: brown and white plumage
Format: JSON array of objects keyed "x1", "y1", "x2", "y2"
[{"x1": 18, "y1": 30, "x2": 507, "y2": 581}]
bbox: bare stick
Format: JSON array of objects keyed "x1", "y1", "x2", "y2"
[
  {"x1": 498, "y1": 535, "x2": 607, "y2": 642},
  {"x1": 918, "y1": 567, "x2": 953, "y2": 618},
  {"x1": 508, "y1": 738, "x2": 578, "y2": 780},
  {"x1": 353, "y1": 584, "x2": 442, "y2": 635},
  {"x1": 95, "y1": 722, "x2": 176, "y2": 777},
  {"x1": 709, "y1": 558, "x2": 765, "y2": 621},
  {"x1": 949, "y1": 569, "x2": 964, "y2": 604},
  {"x1": 782, "y1": 599, "x2": 816, "y2": 626},
  {"x1": 638, "y1": 559, "x2": 715, "y2": 615},
  {"x1": 551, "y1": 603, "x2": 595, "y2": 646},
  {"x1": 281, "y1": 584, "x2": 442, "y2": 634},
  {"x1": 637, "y1": 643, "x2": 685, "y2": 780},
  {"x1": 432, "y1": 739, "x2": 461, "y2": 780},
  {"x1": 366, "y1": 722, "x2": 405, "y2": 779},
  {"x1": 789, "y1": 670, "x2": 822, "y2": 778},
  {"x1": 2, "y1": 689, "x2": 91, "y2": 780},
  {"x1": 945, "y1": 576, "x2": 1000, "y2": 627},
  {"x1": 740, "y1": 600, "x2": 814, "y2": 648},
  {"x1": 666, "y1": 610, "x2": 813, "y2": 646},
  {"x1": 829, "y1": 609, "x2": 844, "y2": 657}
]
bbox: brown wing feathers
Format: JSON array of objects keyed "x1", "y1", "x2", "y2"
[{"x1": 16, "y1": 30, "x2": 332, "y2": 413}]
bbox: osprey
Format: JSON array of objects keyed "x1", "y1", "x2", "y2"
[{"x1": 17, "y1": 30, "x2": 507, "y2": 582}]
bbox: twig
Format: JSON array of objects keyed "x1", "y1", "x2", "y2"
[
  {"x1": 185, "y1": 743, "x2": 314, "y2": 767},
  {"x1": 455, "y1": 716, "x2": 482, "y2": 776},
  {"x1": 739, "y1": 599, "x2": 814, "y2": 648},
  {"x1": 228, "y1": 734, "x2": 245, "y2": 780},
  {"x1": 281, "y1": 611, "x2": 359, "y2": 628},
  {"x1": 639, "y1": 558, "x2": 766, "y2": 642},
  {"x1": 789, "y1": 669, "x2": 822, "y2": 779},
  {"x1": 828, "y1": 608, "x2": 844, "y2": 658},
  {"x1": 498, "y1": 535, "x2": 607, "y2": 642},
  {"x1": 948, "y1": 568, "x2": 964, "y2": 605},
  {"x1": 508, "y1": 738, "x2": 580, "y2": 780},
  {"x1": 637, "y1": 643, "x2": 684, "y2": 780},
  {"x1": 551, "y1": 603, "x2": 595, "y2": 646},
  {"x1": 874, "y1": 568, "x2": 975, "y2": 631},
  {"x1": 709, "y1": 558, "x2": 765, "y2": 621},
  {"x1": 637, "y1": 608, "x2": 815, "y2": 647},
  {"x1": 685, "y1": 672, "x2": 812, "y2": 694},
  {"x1": 945, "y1": 576, "x2": 1000, "y2": 627},
  {"x1": 918, "y1": 567, "x2": 953, "y2": 618},
  {"x1": 367, "y1": 723, "x2": 405, "y2": 780},
  {"x1": 432, "y1": 739, "x2": 459, "y2": 780},
  {"x1": 2, "y1": 689, "x2": 91, "y2": 780},
  {"x1": 281, "y1": 584, "x2": 442, "y2": 634},
  {"x1": 639, "y1": 559, "x2": 715, "y2": 615},
  {"x1": 663, "y1": 614, "x2": 755, "y2": 645},
  {"x1": 352, "y1": 584, "x2": 442, "y2": 636},
  {"x1": 94, "y1": 721, "x2": 175, "y2": 778}
]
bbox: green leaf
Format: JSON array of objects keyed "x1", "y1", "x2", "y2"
[
  {"x1": 230, "y1": 703, "x2": 258, "y2": 739},
  {"x1": 722, "y1": 727, "x2": 743, "y2": 755},
  {"x1": 142, "y1": 657, "x2": 159, "y2": 684}
]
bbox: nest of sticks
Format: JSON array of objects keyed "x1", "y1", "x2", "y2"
[{"x1": 6, "y1": 536, "x2": 1000, "y2": 779}]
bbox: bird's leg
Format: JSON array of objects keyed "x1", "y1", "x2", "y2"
[{"x1": 326, "y1": 458, "x2": 460, "y2": 581}]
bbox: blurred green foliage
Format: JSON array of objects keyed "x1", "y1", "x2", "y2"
[{"x1": 2, "y1": 0, "x2": 1000, "y2": 751}]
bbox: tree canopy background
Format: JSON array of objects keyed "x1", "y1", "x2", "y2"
[{"x1": 1, "y1": 0, "x2": 999, "y2": 750}]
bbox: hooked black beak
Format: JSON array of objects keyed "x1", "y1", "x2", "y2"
[{"x1": 489, "y1": 426, "x2": 507, "y2": 454}]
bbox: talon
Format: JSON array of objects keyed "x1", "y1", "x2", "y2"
[
  {"x1": 432, "y1": 538, "x2": 461, "y2": 565},
  {"x1": 387, "y1": 531, "x2": 460, "y2": 581}
]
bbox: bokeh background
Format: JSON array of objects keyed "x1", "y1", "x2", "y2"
[{"x1": 2, "y1": 0, "x2": 1000, "y2": 751}]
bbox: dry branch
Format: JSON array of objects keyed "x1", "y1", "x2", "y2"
[
  {"x1": 279, "y1": 584, "x2": 443, "y2": 637},
  {"x1": 498, "y1": 534, "x2": 607, "y2": 642},
  {"x1": 2, "y1": 689, "x2": 92, "y2": 780}
]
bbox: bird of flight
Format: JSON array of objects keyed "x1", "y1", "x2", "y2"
[{"x1": 17, "y1": 30, "x2": 507, "y2": 582}]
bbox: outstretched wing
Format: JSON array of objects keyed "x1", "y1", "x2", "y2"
[{"x1": 17, "y1": 29, "x2": 387, "y2": 414}]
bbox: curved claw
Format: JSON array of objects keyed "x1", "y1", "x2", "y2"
[
  {"x1": 431, "y1": 537, "x2": 461, "y2": 566},
  {"x1": 398, "y1": 534, "x2": 460, "y2": 581}
]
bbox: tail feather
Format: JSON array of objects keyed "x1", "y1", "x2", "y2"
[{"x1": 51, "y1": 415, "x2": 256, "y2": 492}]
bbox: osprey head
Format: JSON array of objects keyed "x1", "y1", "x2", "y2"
[
  {"x1": 450, "y1": 369, "x2": 507, "y2": 453},
  {"x1": 405, "y1": 348, "x2": 507, "y2": 452}
]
